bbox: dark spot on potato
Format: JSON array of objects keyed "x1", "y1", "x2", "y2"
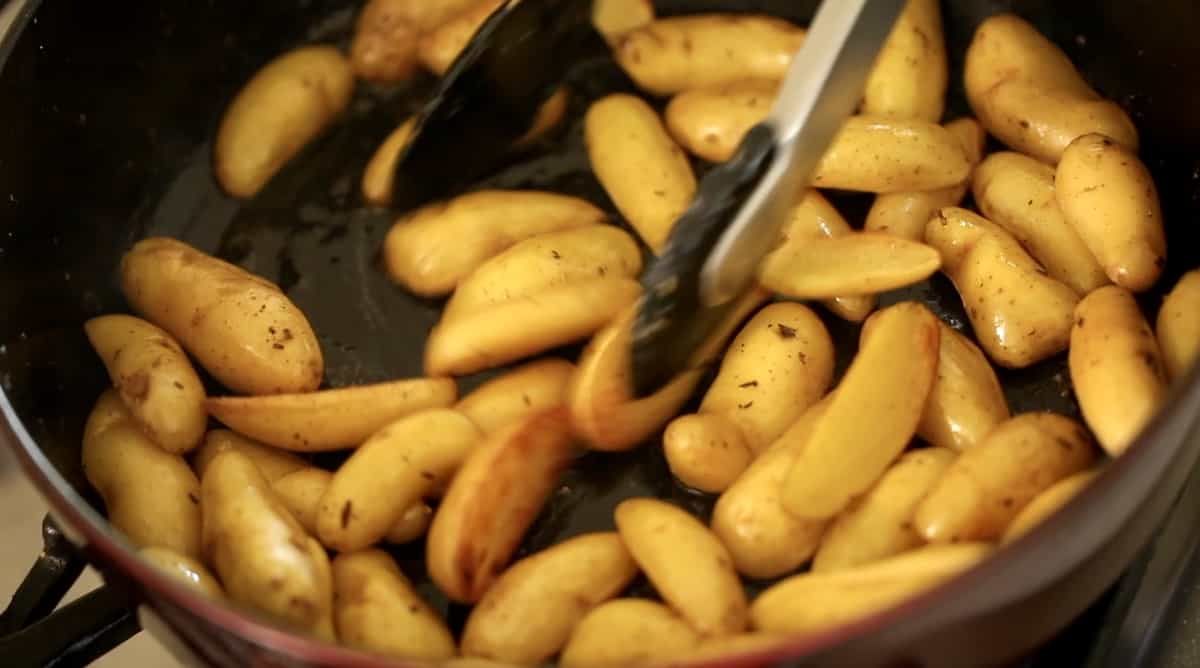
[
  {"x1": 341, "y1": 501, "x2": 353, "y2": 529},
  {"x1": 776, "y1": 324, "x2": 797, "y2": 339},
  {"x1": 1019, "y1": 120, "x2": 1030, "y2": 129},
  {"x1": 551, "y1": 250, "x2": 561, "y2": 259},
  {"x1": 1055, "y1": 436, "x2": 1075, "y2": 451},
  {"x1": 188, "y1": 493, "x2": 199, "y2": 505},
  {"x1": 681, "y1": 36, "x2": 693, "y2": 53},
  {"x1": 408, "y1": 604, "x2": 420, "y2": 614},
  {"x1": 420, "y1": 471, "x2": 435, "y2": 481},
  {"x1": 122, "y1": 372, "x2": 151, "y2": 401},
  {"x1": 273, "y1": 343, "x2": 285, "y2": 350},
  {"x1": 738, "y1": 380, "x2": 758, "y2": 388},
  {"x1": 174, "y1": 381, "x2": 184, "y2": 390},
  {"x1": 1076, "y1": 316, "x2": 1085, "y2": 328},
  {"x1": 1002, "y1": 497, "x2": 1014, "y2": 508},
  {"x1": 1155, "y1": 255, "x2": 1166, "y2": 268},
  {"x1": 523, "y1": 393, "x2": 532, "y2": 406},
  {"x1": 597, "y1": 266, "x2": 608, "y2": 277},
  {"x1": 737, "y1": 401, "x2": 754, "y2": 409},
  {"x1": 269, "y1": 576, "x2": 285, "y2": 591}
]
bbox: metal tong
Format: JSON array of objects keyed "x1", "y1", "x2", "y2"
[{"x1": 389, "y1": 0, "x2": 907, "y2": 397}]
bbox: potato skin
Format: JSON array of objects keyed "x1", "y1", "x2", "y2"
[
  {"x1": 201, "y1": 450, "x2": 335, "y2": 640},
  {"x1": 664, "y1": 414, "x2": 754, "y2": 494},
  {"x1": 811, "y1": 116, "x2": 971, "y2": 193},
  {"x1": 205, "y1": 377, "x2": 457, "y2": 452},
  {"x1": 84, "y1": 314, "x2": 207, "y2": 454},
  {"x1": 427, "y1": 410, "x2": 575, "y2": 603},
  {"x1": 665, "y1": 78, "x2": 779, "y2": 163},
  {"x1": 917, "y1": 322, "x2": 1010, "y2": 452},
  {"x1": 140, "y1": 547, "x2": 224, "y2": 598},
  {"x1": 915, "y1": 413, "x2": 1096, "y2": 543},
  {"x1": 615, "y1": 498, "x2": 748, "y2": 637},
  {"x1": 120, "y1": 237, "x2": 323, "y2": 396},
  {"x1": 271, "y1": 468, "x2": 432, "y2": 546},
  {"x1": 332, "y1": 549, "x2": 456, "y2": 660},
  {"x1": 1002, "y1": 469, "x2": 1100, "y2": 544},
  {"x1": 1056, "y1": 133, "x2": 1167, "y2": 292},
  {"x1": 560, "y1": 599, "x2": 699, "y2": 668},
  {"x1": 614, "y1": 15, "x2": 805, "y2": 96},
  {"x1": 972, "y1": 151, "x2": 1108, "y2": 295},
  {"x1": 317, "y1": 409, "x2": 481, "y2": 552},
  {"x1": 1070, "y1": 286, "x2": 1169, "y2": 456},
  {"x1": 416, "y1": 0, "x2": 506, "y2": 75},
  {"x1": 83, "y1": 391, "x2": 202, "y2": 559},
  {"x1": 862, "y1": 0, "x2": 947, "y2": 122},
  {"x1": 349, "y1": 0, "x2": 478, "y2": 83},
  {"x1": 585, "y1": 94, "x2": 696, "y2": 253},
  {"x1": 591, "y1": 0, "x2": 656, "y2": 45},
  {"x1": 361, "y1": 117, "x2": 417, "y2": 206},
  {"x1": 461, "y1": 533, "x2": 638, "y2": 664},
  {"x1": 383, "y1": 190, "x2": 606, "y2": 298},
  {"x1": 215, "y1": 46, "x2": 353, "y2": 198},
  {"x1": 192, "y1": 429, "x2": 307, "y2": 484},
  {"x1": 455, "y1": 358, "x2": 576, "y2": 435},
  {"x1": 759, "y1": 233, "x2": 942, "y2": 299},
  {"x1": 1158, "y1": 270, "x2": 1200, "y2": 383},
  {"x1": 925, "y1": 207, "x2": 1079, "y2": 368}
]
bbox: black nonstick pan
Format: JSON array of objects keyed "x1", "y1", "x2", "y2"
[{"x1": 1, "y1": 0, "x2": 1200, "y2": 666}]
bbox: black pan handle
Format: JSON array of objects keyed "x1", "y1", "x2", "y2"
[{"x1": 0, "y1": 515, "x2": 141, "y2": 667}]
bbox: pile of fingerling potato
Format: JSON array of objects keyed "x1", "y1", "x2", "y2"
[{"x1": 78, "y1": 0, "x2": 1200, "y2": 665}]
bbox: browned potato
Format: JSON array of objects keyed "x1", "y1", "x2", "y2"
[{"x1": 427, "y1": 410, "x2": 575, "y2": 603}]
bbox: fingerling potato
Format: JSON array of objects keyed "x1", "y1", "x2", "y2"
[
  {"x1": 925, "y1": 207, "x2": 1079, "y2": 368},
  {"x1": 120, "y1": 237, "x2": 323, "y2": 395},
  {"x1": 206, "y1": 377, "x2": 457, "y2": 452},
  {"x1": 812, "y1": 116, "x2": 971, "y2": 193},
  {"x1": 813, "y1": 447, "x2": 957, "y2": 573},
  {"x1": 614, "y1": 15, "x2": 805, "y2": 96},
  {"x1": 665, "y1": 78, "x2": 779, "y2": 163},
  {"x1": 272, "y1": 468, "x2": 432, "y2": 545},
  {"x1": 317, "y1": 409, "x2": 481, "y2": 552},
  {"x1": 361, "y1": 117, "x2": 417, "y2": 206},
  {"x1": 140, "y1": 547, "x2": 224, "y2": 598},
  {"x1": 383, "y1": 190, "x2": 606, "y2": 298},
  {"x1": 917, "y1": 322, "x2": 1010, "y2": 452},
  {"x1": 193, "y1": 429, "x2": 307, "y2": 483},
  {"x1": 591, "y1": 0, "x2": 655, "y2": 45},
  {"x1": 585, "y1": 94, "x2": 696, "y2": 253},
  {"x1": 663, "y1": 414, "x2": 755, "y2": 494},
  {"x1": 568, "y1": 288, "x2": 770, "y2": 452},
  {"x1": 759, "y1": 233, "x2": 942, "y2": 298},
  {"x1": 1158, "y1": 269, "x2": 1200, "y2": 382},
  {"x1": 774, "y1": 190, "x2": 875, "y2": 321},
  {"x1": 83, "y1": 391, "x2": 202, "y2": 558},
  {"x1": 461, "y1": 533, "x2": 638, "y2": 664},
  {"x1": 1057, "y1": 133, "x2": 1167, "y2": 292},
  {"x1": 84, "y1": 314, "x2": 207, "y2": 454},
  {"x1": 1070, "y1": 286, "x2": 1169, "y2": 456},
  {"x1": 972, "y1": 151, "x2": 1108, "y2": 295},
  {"x1": 332, "y1": 549, "x2": 456, "y2": 660},
  {"x1": 615, "y1": 498, "x2": 748, "y2": 637},
  {"x1": 417, "y1": 0, "x2": 506, "y2": 74},
  {"x1": 865, "y1": 117, "x2": 986, "y2": 241},
  {"x1": 782, "y1": 302, "x2": 940, "y2": 520},
  {"x1": 455, "y1": 358, "x2": 575, "y2": 435},
  {"x1": 201, "y1": 451, "x2": 335, "y2": 640},
  {"x1": 1002, "y1": 469, "x2": 1101, "y2": 544},
  {"x1": 349, "y1": 0, "x2": 478, "y2": 83},
  {"x1": 915, "y1": 412, "x2": 1096, "y2": 543},
  {"x1": 710, "y1": 399, "x2": 831, "y2": 579},
  {"x1": 427, "y1": 410, "x2": 575, "y2": 603},
  {"x1": 862, "y1": 0, "x2": 947, "y2": 122},
  {"x1": 560, "y1": 599, "x2": 699, "y2": 668},
  {"x1": 215, "y1": 46, "x2": 353, "y2": 198},
  {"x1": 752, "y1": 543, "x2": 992, "y2": 634}
]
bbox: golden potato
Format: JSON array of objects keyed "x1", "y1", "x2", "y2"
[
  {"x1": 1002, "y1": 469, "x2": 1101, "y2": 544},
  {"x1": 455, "y1": 358, "x2": 575, "y2": 435},
  {"x1": 461, "y1": 533, "x2": 638, "y2": 664},
  {"x1": 664, "y1": 302, "x2": 834, "y2": 492},
  {"x1": 192, "y1": 429, "x2": 307, "y2": 484},
  {"x1": 751, "y1": 543, "x2": 992, "y2": 634},
  {"x1": 1158, "y1": 269, "x2": 1200, "y2": 382},
  {"x1": 773, "y1": 190, "x2": 875, "y2": 321},
  {"x1": 215, "y1": 46, "x2": 353, "y2": 198},
  {"x1": 560, "y1": 599, "x2": 699, "y2": 668},
  {"x1": 915, "y1": 413, "x2": 1096, "y2": 543},
  {"x1": 427, "y1": 410, "x2": 575, "y2": 603},
  {"x1": 759, "y1": 233, "x2": 942, "y2": 298},
  {"x1": 84, "y1": 314, "x2": 207, "y2": 454},
  {"x1": 349, "y1": 0, "x2": 478, "y2": 83},
  {"x1": 782, "y1": 302, "x2": 940, "y2": 520},
  {"x1": 317, "y1": 409, "x2": 481, "y2": 552},
  {"x1": 120, "y1": 237, "x2": 323, "y2": 395},
  {"x1": 140, "y1": 547, "x2": 224, "y2": 598},
  {"x1": 615, "y1": 498, "x2": 748, "y2": 637},
  {"x1": 864, "y1": 117, "x2": 986, "y2": 241},
  {"x1": 964, "y1": 14, "x2": 1137, "y2": 164},
  {"x1": 568, "y1": 288, "x2": 770, "y2": 452},
  {"x1": 82, "y1": 391, "x2": 201, "y2": 559},
  {"x1": 271, "y1": 468, "x2": 432, "y2": 546},
  {"x1": 925, "y1": 207, "x2": 1079, "y2": 368},
  {"x1": 361, "y1": 117, "x2": 416, "y2": 206},
  {"x1": 614, "y1": 15, "x2": 805, "y2": 96},
  {"x1": 201, "y1": 450, "x2": 335, "y2": 640},
  {"x1": 677, "y1": 633, "x2": 790, "y2": 664},
  {"x1": 813, "y1": 447, "x2": 957, "y2": 573},
  {"x1": 205, "y1": 377, "x2": 457, "y2": 452},
  {"x1": 917, "y1": 322, "x2": 1010, "y2": 452},
  {"x1": 591, "y1": 0, "x2": 655, "y2": 45},
  {"x1": 1070, "y1": 286, "x2": 1169, "y2": 456},
  {"x1": 416, "y1": 0, "x2": 506, "y2": 74},
  {"x1": 665, "y1": 78, "x2": 780, "y2": 163},
  {"x1": 584, "y1": 94, "x2": 696, "y2": 253},
  {"x1": 812, "y1": 116, "x2": 971, "y2": 193},
  {"x1": 383, "y1": 190, "x2": 606, "y2": 298},
  {"x1": 332, "y1": 550, "x2": 456, "y2": 660},
  {"x1": 710, "y1": 399, "x2": 831, "y2": 579},
  {"x1": 972, "y1": 151, "x2": 1108, "y2": 295},
  {"x1": 1057, "y1": 133, "x2": 1167, "y2": 292},
  {"x1": 862, "y1": 0, "x2": 947, "y2": 121}
]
